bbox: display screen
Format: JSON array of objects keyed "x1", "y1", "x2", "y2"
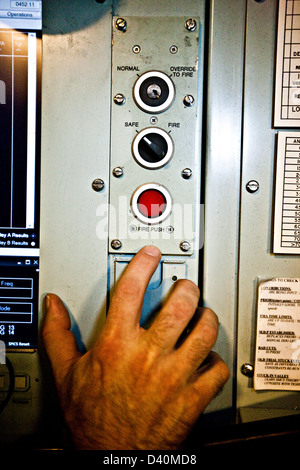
[
  {"x1": 0, "y1": 256, "x2": 39, "y2": 350},
  {"x1": 0, "y1": 28, "x2": 41, "y2": 350}
]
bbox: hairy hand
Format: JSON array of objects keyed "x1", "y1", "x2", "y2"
[{"x1": 42, "y1": 245, "x2": 229, "y2": 450}]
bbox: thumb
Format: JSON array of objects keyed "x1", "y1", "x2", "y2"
[{"x1": 42, "y1": 293, "x2": 82, "y2": 386}]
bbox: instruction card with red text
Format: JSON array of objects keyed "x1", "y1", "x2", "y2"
[{"x1": 254, "y1": 278, "x2": 300, "y2": 391}]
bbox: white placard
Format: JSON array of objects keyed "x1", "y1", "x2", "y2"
[
  {"x1": 254, "y1": 278, "x2": 300, "y2": 391},
  {"x1": 274, "y1": 131, "x2": 300, "y2": 254},
  {"x1": 274, "y1": 0, "x2": 300, "y2": 127}
]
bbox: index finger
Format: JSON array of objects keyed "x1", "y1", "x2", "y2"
[{"x1": 106, "y1": 245, "x2": 161, "y2": 331}]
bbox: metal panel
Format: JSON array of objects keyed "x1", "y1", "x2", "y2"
[
  {"x1": 39, "y1": 0, "x2": 113, "y2": 349},
  {"x1": 203, "y1": 0, "x2": 246, "y2": 415},
  {"x1": 237, "y1": 0, "x2": 300, "y2": 421}
]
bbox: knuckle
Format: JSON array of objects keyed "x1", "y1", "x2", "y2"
[{"x1": 176, "y1": 279, "x2": 200, "y2": 298}]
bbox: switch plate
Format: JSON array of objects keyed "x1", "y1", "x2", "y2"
[{"x1": 108, "y1": 16, "x2": 203, "y2": 256}]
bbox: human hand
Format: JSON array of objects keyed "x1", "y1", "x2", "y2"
[{"x1": 42, "y1": 245, "x2": 229, "y2": 450}]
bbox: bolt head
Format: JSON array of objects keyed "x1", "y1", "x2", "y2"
[
  {"x1": 241, "y1": 363, "x2": 254, "y2": 377},
  {"x1": 246, "y1": 180, "x2": 260, "y2": 193},
  {"x1": 111, "y1": 239, "x2": 122, "y2": 250},
  {"x1": 183, "y1": 95, "x2": 195, "y2": 107},
  {"x1": 181, "y1": 168, "x2": 192, "y2": 179},
  {"x1": 92, "y1": 178, "x2": 105, "y2": 192},
  {"x1": 116, "y1": 18, "x2": 127, "y2": 32},
  {"x1": 185, "y1": 18, "x2": 197, "y2": 32},
  {"x1": 114, "y1": 94, "x2": 126, "y2": 106},
  {"x1": 112, "y1": 167, "x2": 124, "y2": 178},
  {"x1": 180, "y1": 240, "x2": 191, "y2": 252}
]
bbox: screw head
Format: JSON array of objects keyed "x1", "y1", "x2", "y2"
[
  {"x1": 183, "y1": 95, "x2": 195, "y2": 107},
  {"x1": 112, "y1": 167, "x2": 124, "y2": 178},
  {"x1": 185, "y1": 18, "x2": 197, "y2": 32},
  {"x1": 111, "y1": 239, "x2": 122, "y2": 250},
  {"x1": 170, "y1": 45, "x2": 178, "y2": 54},
  {"x1": 114, "y1": 93, "x2": 126, "y2": 106},
  {"x1": 181, "y1": 168, "x2": 192, "y2": 179},
  {"x1": 150, "y1": 116, "x2": 158, "y2": 125},
  {"x1": 246, "y1": 180, "x2": 260, "y2": 193},
  {"x1": 180, "y1": 240, "x2": 191, "y2": 252},
  {"x1": 241, "y1": 363, "x2": 254, "y2": 377},
  {"x1": 132, "y1": 45, "x2": 141, "y2": 54},
  {"x1": 115, "y1": 18, "x2": 127, "y2": 32},
  {"x1": 92, "y1": 178, "x2": 105, "y2": 192}
]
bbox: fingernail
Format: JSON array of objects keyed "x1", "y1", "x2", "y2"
[
  {"x1": 45, "y1": 294, "x2": 51, "y2": 312},
  {"x1": 143, "y1": 245, "x2": 161, "y2": 257}
]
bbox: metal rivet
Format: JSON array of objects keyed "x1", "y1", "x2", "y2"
[
  {"x1": 114, "y1": 93, "x2": 126, "y2": 106},
  {"x1": 241, "y1": 363, "x2": 254, "y2": 377},
  {"x1": 115, "y1": 18, "x2": 127, "y2": 32},
  {"x1": 92, "y1": 178, "x2": 105, "y2": 192},
  {"x1": 132, "y1": 45, "x2": 141, "y2": 54},
  {"x1": 185, "y1": 18, "x2": 197, "y2": 32},
  {"x1": 112, "y1": 167, "x2": 124, "y2": 178},
  {"x1": 181, "y1": 168, "x2": 192, "y2": 179},
  {"x1": 111, "y1": 239, "x2": 122, "y2": 250},
  {"x1": 170, "y1": 45, "x2": 178, "y2": 54},
  {"x1": 180, "y1": 240, "x2": 191, "y2": 252},
  {"x1": 183, "y1": 95, "x2": 195, "y2": 107},
  {"x1": 246, "y1": 180, "x2": 260, "y2": 193}
]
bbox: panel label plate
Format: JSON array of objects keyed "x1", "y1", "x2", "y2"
[
  {"x1": 254, "y1": 277, "x2": 300, "y2": 391},
  {"x1": 274, "y1": 131, "x2": 300, "y2": 254},
  {"x1": 274, "y1": 0, "x2": 300, "y2": 126}
]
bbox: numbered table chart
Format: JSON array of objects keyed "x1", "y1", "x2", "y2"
[
  {"x1": 274, "y1": 132, "x2": 300, "y2": 253},
  {"x1": 275, "y1": 0, "x2": 300, "y2": 125}
]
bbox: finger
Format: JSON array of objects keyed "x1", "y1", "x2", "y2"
[
  {"x1": 173, "y1": 308, "x2": 220, "y2": 377},
  {"x1": 42, "y1": 293, "x2": 81, "y2": 386},
  {"x1": 106, "y1": 245, "x2": 161, "y2": 331},
  {"x1": 145, "y1": 279, "x2": 200, "y2": 352},
  {"x1": 186, "y1": 352, "x2": 230, "y2": 415}
]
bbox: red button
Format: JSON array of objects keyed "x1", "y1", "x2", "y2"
[{"x1": 137, "y1": 189, "x2": 167, "y2": 218}]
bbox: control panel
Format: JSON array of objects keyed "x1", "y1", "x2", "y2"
[
  {"x1": 108, "y1": 16, "x2": 203, "y2": 326},
  {"x1": 109, "y1": 16, "x2": 202, "y2": 256}
]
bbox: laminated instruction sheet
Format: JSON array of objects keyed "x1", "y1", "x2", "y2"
[{"x1": 254, "y1": 277, "x2": 300, "y2": 390}]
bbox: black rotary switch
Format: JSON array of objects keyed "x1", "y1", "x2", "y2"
[{"x1": 132, "y1": 128, "x2": 174, "y2": 169}]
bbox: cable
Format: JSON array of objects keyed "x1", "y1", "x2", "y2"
[{"x1": 0, "y1": 356, "x2": 15, "y2": 414}]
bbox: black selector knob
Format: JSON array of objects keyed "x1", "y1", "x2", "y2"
[{"x1": 132, "y1": 128, "x2": 174, "y2": 169}]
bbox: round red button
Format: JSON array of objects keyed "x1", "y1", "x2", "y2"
[{"x1": 137, "y1": 189, "x2": 167, "y2": 218}]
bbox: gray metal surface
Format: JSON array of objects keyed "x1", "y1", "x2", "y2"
[{"x1": 237, "y1": 0, "x2": 300, "y2": 419}]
